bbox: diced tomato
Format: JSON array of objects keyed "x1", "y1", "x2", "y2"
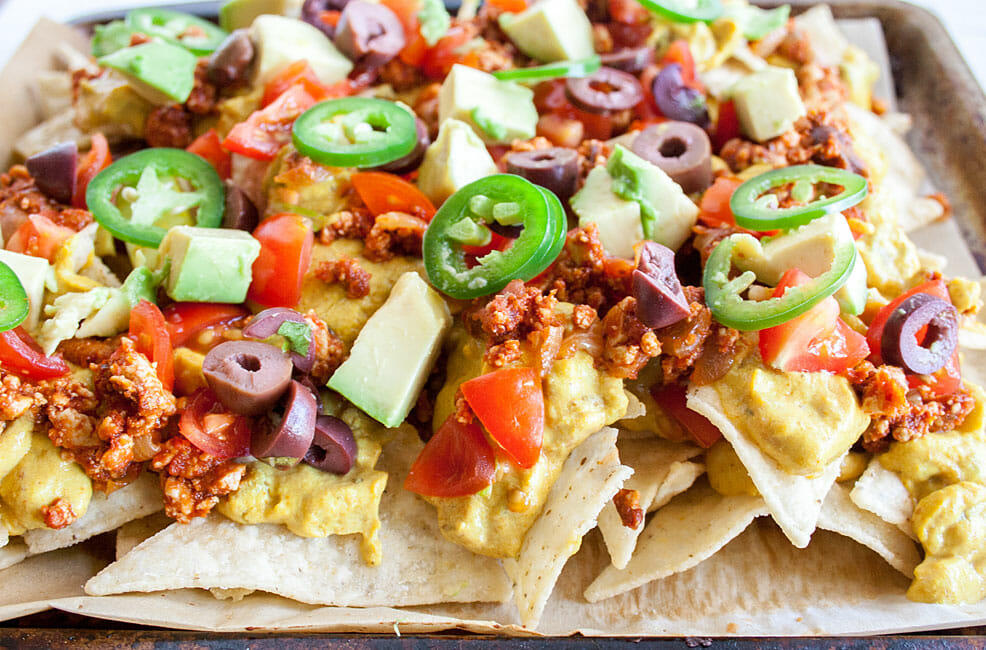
[
  {"x1": 163, "y1": 302, "x2": 250, "y2": 347},
  {"x1": 488, "y1": 0, "x2": 527, "y2": 12},
  {"x1": 261, "y1": 60, "x2": 332, "y2": 107},
  {"x1": 248, "y1": 213, "x2": 314, "y2": 308},
  {"x1": 186, "y1": 129, "x2": 231, "y2": 180},
  {"x1": 759, "y1": 269, "x2": 869, "y2": 374},
  {"x1": 652, "y1": 383, "x2": 721, "y2": 448},
  {"x1": 404, "y1": 415, "x2": 496, "y2": 497},
  {"x1": 660, "y1": 40, "x2": 702, "y2": 91},
  {"x1": 379, "y1": 0, "x2": 428, "y2": 65},
  {"x1": 73, "y1": 133, "x2": 111, "y2": 209},
  {"x1": 129, "y1": 300, "x2": 175, "y2": 390},
  {"x1": 223, "y1": 85, "x2": 317, "y2": 161},
  {"x1": 460, "y1": 367, "x2": 544, "y2": 468},
  {"x1": 5, "y1": 213, "x2": 76, "y2": 261},
  {"x1": 865, "y1": 277, "x2": 961, "y2": 396},
  {"x1": 697, "y1": 177, "x2": 742, "y2": 228},
  {"x1": 0, "y1": 327, "x2": 70, "y2": 380},
  {"x1": 421, "y1": 26, "x2": 474, "y2": 80},
  {"x1": 608, "y1": 0, "x2": 649, "y2": 24},
  {"x1": 179, "y1": 388, "x2": 251, "y2": 460},
  {"x1": 711, "y1": 99, "x2": 740, "y2": 152},
  {"x1": 350, "y1": 171, "x2": 436, "y2": 220}
]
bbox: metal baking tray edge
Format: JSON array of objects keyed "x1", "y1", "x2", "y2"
[{"x1": 7, "y1": 0, "x2": 986, "y2": 644}]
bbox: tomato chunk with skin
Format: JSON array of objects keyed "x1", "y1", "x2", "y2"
[
  {"x1": 405, "y1": 415, "x2": 496, "y2": 497},
  {"x1": 350, "y1": 171, "x2": 436, "y2": 220},
  {"x1": 73, "y1": 132, "x2": 111, "y2": 209},
  {"x1": 248, "y1": 213, "x2": 314, "y2": 308},
  {"x1": 186, "y1": 129, "x2": 231, "y2": 180},
  {"x1": 461, "y1": 367, "x2": 544, "y2": 468},
  {"x1": 163, "y1": 302, "x2": 249, "y2": 347},
  {"x1": 130, "y1": 299, "x2": 175, "y2": 390},
  {"x1": 5, "y1": 213, "x2": 76, "y2": 261},
  {"x1": 180, "y1": 388, "x2": 251, "y2": 460},
  {"x1": 759, "y1": 268, "x2": 869, "y2": 374},
  {"x1": 223, "y1": 85, "x2": 316, "y2": 161},
  {"x1": 0, "y1": 327, "x2": 69, "y2": 380},
  {"x1": 651, "y1": 383, "x2": 721, "y2": 448}
]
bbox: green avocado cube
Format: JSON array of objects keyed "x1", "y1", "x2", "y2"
[
  {"x1": 159, "y1": 226, "x2": 261, "y2": 303},
  {"x1": 570, "y1": 166, "x2": 643, "y2": 259},
  {"x1": 98, "y1": 41, "x2": 198, "y2": 104},
  {"x1": 498, "y1": 0, "x2": 594, "y2": 63},
  {"x1": 438, "y1": 64, "x2": 538, "y2": 145},
  {"x1": 729, "y1": 66, "x2": 806, "y2": 143},
  {"x1": 219, "y1": 0, "x2": 305, "y2": 31},
  {"x1": 328, "y1": 272, "x2": 452, "y2": 428},
  {"x1": 418, "y1": 119, "x2": 498, "y2": 204},
  {"x1": 250, "y1": 14, "x2": 353, "y2": 85}
]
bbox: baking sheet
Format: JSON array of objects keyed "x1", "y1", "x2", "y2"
[{"x1": 3, "y1": 4, "x2": 986, "y2": 636}]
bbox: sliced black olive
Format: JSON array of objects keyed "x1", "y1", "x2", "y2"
[
  {"x1": 505, "y1": 148, "x2": 579, "y2": 201},
  {"x1": 881, "y1": 293, "x2": 958, "y2": 376},
  {"x1": 652, "y1": 64, "x2": 709, "y2": 128},
  {"x1": 376, "y1": 117, "x2": 430, "y2": 175},
  {"x1": 599, "y1": 47, "x2": 654, "y2": 75},
  {"x1": 222, "y1": 181, "x2": 259, "y2": 232},
  {"x1": 302, "y1": 0, "x2": 353, "y2": 38},
  {"x1": 207, "y1": 29, "x2": 255, "y2": 88},
  {"x1": 631, "y1": 121, "x2": 712, "y2": 194},
  {"x1": 633, "y1": 241, "x2": 690, "y2": 329},
  {"x1": 333, "y1": 1, "x2": 406, "y2": 67},
  {"x1": 565, "y1": 67, "x2": 643, "y2": 114},
  {"x1": 252, "y1": 380, "x2": 318, "y2": 469},
  {"x1": 202, "y1": 340, "x2": 293, "y2": 416},
  {"x1": 25, "y1": 142, "x2": 77, "y2": 204},
  {"x1": 304, "y1": 415, "x2": 358, "y2": 474}
]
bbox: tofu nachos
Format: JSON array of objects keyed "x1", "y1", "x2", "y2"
[{"x1": 0, "y1": 0, "x2": 984, "y2": 629}]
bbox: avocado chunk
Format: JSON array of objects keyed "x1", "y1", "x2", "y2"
[
  {"x1": 98, "y1": 41, "x2": 198, "y2": 104},
  {"x1": 729, "y1": 66, "x2": 806, "y2": 143},
  {"x1": 417, "y1": 118, "x2": 498, "y2": 205},
  {"x1": 835, "y1": 247, "x2": 868, "y2": 315},
  {"x1": 498, "y1": 0, "x2": 594, "y2": 63},
  {"x1": 158, "y1": 226, "x2": 261, "y2": 303},
  {"x1": 605, "y1": 145, "x2": 698, "y2": 252},
  {"x1": 731, "y1": 213, "x2": 855, "y2": 285},
  {"x1": 91, "y1": 20, "x2": 136, "y2": 57},
  {"x1": 438, "y1": 65, "x2": 537, "y2": 145},
  {"x1": 250, "y1": 14, "x2": 353, "y2": 86},
  {"x1": 570, "y1": 166, "x2": 643, "y2": 259},
  {"x1": 328, "y1": 272, "x2": 452, "y2": 428},
  {"x1": 0, "y1": 250, "x2": 49, "y2": 333},
  {"x1": 219, "y1": 0, "x2": 305, "y2": 31}
]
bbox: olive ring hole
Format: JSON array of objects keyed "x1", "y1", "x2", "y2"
[
  {"x1": 659, "y1": 137, "x2": 687, "y2": 159},
  {"x1": 234, "y1": 353, "x2": 262, "y2": 373}
]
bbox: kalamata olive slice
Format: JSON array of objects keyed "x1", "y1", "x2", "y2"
[
  {"x1": 565, "y1": 67, "x2": 643, "y2": 114},
  {"x1": 302, "y1": 0, "x2": 352, "y2": 38},
  {"x1": 207, "y1": 29, "x2": 255, "y2": 88},
  {"x1": 252, "y1": 380, "x2": 318, "y2": 469},
  {"x1": 881, "y1": 293, "x2": 958, "y2": 376},
  {"x1": 25, "y1": 142, "x2": 77, "y2": 204},
  {"x1": 505, "y1": 148, "x2": 580, "y2": 201},
  {"x1": 304, "y1": 415, "x2": 358, "y2": 474},
  {"x1": 333, "y1": 1, "x2": 406, "y2": 67},
  {"x1": 599, "y1": 47, "x2": 654, "y2": 75},
  {"x1": 631, "y1": 121, "x2": 712, "y2": 194},
  {"x1": 633, "y1": 241, "x2": 690, "y2": 329},
  {"x1": 653, "y1": 64, "x2": 709, "y2": 128},
  {"x1": 242, "y1": 307, "x2": 316, "y2": 374},
  {"x1": 202, "y1": 340, "x2": 294, "y2": 416},
  {"x1": 377, "y1": 117, "x2": 430, "y2": 174},
  {"x1": 222, "y1": 181, "x2": 259, "y2": 232}
]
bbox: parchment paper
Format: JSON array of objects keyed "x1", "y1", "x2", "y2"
[{"x1": 3, "y1": 14, "x2": 986, "y2": 637}]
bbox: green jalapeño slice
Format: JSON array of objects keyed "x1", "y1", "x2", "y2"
[
  {"x1": 423, "y1": 175, "x2": 566, "y2": 300},
  {"x1": 292, "y1": 97, "x2": 418, "y2": 169}
]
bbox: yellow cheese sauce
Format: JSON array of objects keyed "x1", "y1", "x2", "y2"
[{"x1": 712, "y1": 353, "x2": 868, "y2": 475}]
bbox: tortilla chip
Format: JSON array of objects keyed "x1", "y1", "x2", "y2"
[
  {"x1": 850, "y1": 458, "x2": 915, "y2": 538},
  {"x1": 584, "y1": 480, "x2": 766, "y2": 602},
  {"x1": 115, "y1": 512, "x2": 173, "y2": 559},
  {"x1": 0, "y1": 524, "x2": 7, "y2": 549},
  {"x1": 960, "y1": 318, "x2": 986, "y2": 350},
  {"x1": 0, "y1": 540, "x2": 27, "y2": 571},
  {"x1": 687, "y1": 385, "x2": 843, "y2": 548},
  {"x1": 86, "y1": 428, "x2": 512, "y2": 607},
  {"x1": 597, "y1": 438, "x2": 703, "y2": 569},
  {"x1": 23, "y1": 470, "x2": 161, "y2": 555},
  {"x1": 818, "y1": 482, "x2": 921, "y2": 577},
  {"x1": 651, "y1": 461, "x2": 705, "y2": 512},
  {"x1": 503, "y1": 427, "x2": 631, "y2": 628}
]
